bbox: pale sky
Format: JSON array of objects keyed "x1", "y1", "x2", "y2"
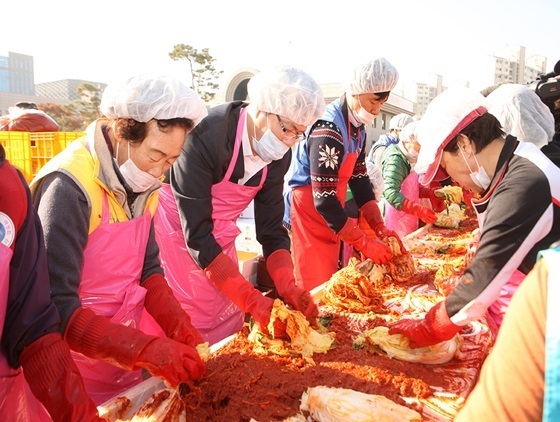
[{"x1": 2, "y1": 0, "x2": 558, "y2": 101}]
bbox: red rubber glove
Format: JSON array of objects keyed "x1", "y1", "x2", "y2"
[
  {"x1": 20, "y1": 333, "x2": 103, "y2": 422},
  {"x1": 418, "y1": 185, "x2": 446, "y2": 212},
  {"x1": 266, "y1": 249, "x2": 319, "y2": 326},
  {"x1": 143, "y1": 274, "x2": 204, "y2": 348},
  {"x1": 360, "y1": 199, "x2": 406, "y2": 254},
  {"x1": 401, "y1": 198, "x2": 438, "y2": 224},
  {"x1": 388, "y1": 301, "x2": 462, "y2": 348},
  {"x1": 65, "y1": 307, "x2": 206, "y2": 388},
  {"x1": 462, "y1": 188, "x2": 475, "y2": 209},
  {"x1": 205, "y1": 253, "x2": 287, "y2": 338},
  {"x1": 338, "y1": 218, "x2": 392, "y2": 265}
]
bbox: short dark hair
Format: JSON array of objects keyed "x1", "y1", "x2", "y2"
[
  {"x1": 444, "y1": 112, "x2": 505, "y2": 154},
  {"x1": 375, "y1": 91, "x2": 391, "y2": 101},
  {"x1": 15, "y1": 101, "x2": 38, "y2": 110},
  {"x1": 114, "y1": 118, "x2": 195, "y2": 145}
]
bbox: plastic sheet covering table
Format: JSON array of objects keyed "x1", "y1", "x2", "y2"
[{"x1": 99, "y1": 217, "x2": 493, "y2": 421}]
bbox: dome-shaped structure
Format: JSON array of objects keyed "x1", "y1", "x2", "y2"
[{"x1": 223, "y1": 67, "x2": 259, "y2": 102}]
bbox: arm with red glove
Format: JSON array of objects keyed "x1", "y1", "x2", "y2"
[
  {"x1": 359, "y1": 199, "x2": 406, "y2": 254},
  {"x1": 205, "y1": 253, "x2": 287, "y2": 338},
  {"x1": 266, "y1": 249, "x2": 319, "y2": 326},
  {"x1": 339, "y1": 218, "x2": 392, "y2": 265},
  {"x1": 143, "y1": 273, "x2": 204, "y2": 348},
  {"x1": 20, "y1": 333, "x2": 103, "y2": 422},
  {"x1": 388, "y1": 301, "x2": 462, "y2": 348},
  {"x1": 418, "y1": 184, "x2": 446, "y2": 213},
  {"x1": 400, "y1": 198, "x2": 438, "y2": 224},
  {"x1": 64, "y1": 307, "x2": 206, "y2": 388}
]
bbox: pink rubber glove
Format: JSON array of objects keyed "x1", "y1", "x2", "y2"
[
  {"x1": 65, "y1": 307, "x2": 206, "y2": 388},
  {"x1": 205, "y1": 253, "x2": 287, "y2": 338},
  {"x1": 266, "y1": 249, "x2": 319, "y2": 326},
  {"x1": 388, "y1": 301, "x2": 462, "y2": 348},
  {"x1": 143, "y1": 274, "x2": 204, "y2": 348}
]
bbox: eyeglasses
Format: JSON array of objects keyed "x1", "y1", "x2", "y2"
[{"x1": 275, "y1": 114, "x2": 306, "y2": 142}]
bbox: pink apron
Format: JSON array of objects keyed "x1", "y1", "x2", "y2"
[
  {"x1": 0, "y1": 245, "x2": 51, "y2": 421},
  {"x1": 71, "y1": 194, "x2": 151, "y2": 405},
  {"x1": 152, "y1": 107, "x2": 267, "y2": 345},
  {"x1": 487, "y1": 269, "x2": 525, "y2": 328},
  {"x1": 384, "y1": 171, "x2": 420, "y2": 238}
]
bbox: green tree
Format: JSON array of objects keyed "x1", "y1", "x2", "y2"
[
  {"x1": 38, "y1": 82, "x2": 103, "y2": 132},
  {"x1": 39, "y1": 102, "x2": 85, "y2": 132},
  {"x1": 76, "y1": 82, "x2": 103, "y2": 124},
  {"x1": 169, "y1": 44, "x2": 223, "y2": 103}
]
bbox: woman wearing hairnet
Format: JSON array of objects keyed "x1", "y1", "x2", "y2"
[
  {"x1": 30, "y1": 74, "x2": 209, "y2": 404},
  {"x1": 285, "y1": 57, "x2": 405, "y2": 291},
  {"x1": 152, "y1": 66, "x2": 326, "y2": 345},
  {"x1": 379, "y1": 121, "x2": 440, "y2": 238},
  {"x1": 486, "y1": 83, "x2": 560, "y2": 167},
  {"x1": 367, "y1": 112, "x2": 414, "y2": 172},
  {"x1": 389, "y1": 86, "x2": 560, "y2": 347}
]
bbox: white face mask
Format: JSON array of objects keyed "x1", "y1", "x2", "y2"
[
  {"x1": 355, "y1": 96, "x2": 376, "y2": 125},
  {"x1": 114, "y1": 141, "x2": 159, "y2": 193},
  {"x1": 408, "y1": 148, "x2": 419, "y2": 161},
  {"x1": 398, "y1": 141, "x2": 419, "y2": 163},
  {"x1": 252, "y1": 128, "x2": 290, "y2": 162},
  {"x1": 459, "y1": 146, "x2": 491, "y2": 190}
]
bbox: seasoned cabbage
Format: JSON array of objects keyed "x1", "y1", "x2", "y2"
[
  {"x1": 353, "y1": 326, "x2": 461, "y2": 365},
  {"x1": 300, "y1": 386, "x2": 422, "y2": 421}
]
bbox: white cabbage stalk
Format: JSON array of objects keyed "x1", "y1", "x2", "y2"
[
  {"x1": 128, "y1": 388, "x2": 186, "y2": 421},
  {"x1": 354, "y1": 326, "x2": 461, "y2": 365},
  {"x1": 435, "y1": 203, "x2": 468, "y2": 229},
  {"x1": 196, "y1": 342, "x2": 211, "y2": 361},
  {"x1": 300, "y1": 386, "x2": 422, "y2": 422}
]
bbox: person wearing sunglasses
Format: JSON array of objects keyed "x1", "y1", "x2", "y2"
[
  {"x1": 150, "y1": 66, "x2": 326, "y2": 345},
  {"x1": 284, "y1": 57, "x2": 405, "y2": 291}
]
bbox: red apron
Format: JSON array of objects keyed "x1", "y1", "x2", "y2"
[
  {"x1": 0, "y1": 244, "x2": 51, "y2": 421},
  {"x1": 291, "y1": 151, "x2": 358, "y2": 291},
  {"x1": 152, "y1": 107, "x2": 268, "y2": 345},
  {"x1": 71, "y1": 194, "x2": 152, "y2": 405},
  {"x1": 384, "y1": 171, "x2": 420, "y2": 238}
]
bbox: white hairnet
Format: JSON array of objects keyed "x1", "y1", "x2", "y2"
[
  {"x1": 416, "y1": 86, "x2": 486, "y2": 185},
  {"x1": 247, "y1": 66, "x2": 325, "y2": 126},
  {"x1": 345, "y1": 57, "x2": 399, "y2": 95},
  {"x1": 486, "y1": 83, "x2": 554, "y2": 149},
  {"x1": 399, "y1": 121, "x2": 418, "y2": 144},
  {"x1": 100, "y1": 74, "x2": 208, "y2": 126},
  {"x1": 389, "y1": 113, "x2": 414, "y2": 130}
]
